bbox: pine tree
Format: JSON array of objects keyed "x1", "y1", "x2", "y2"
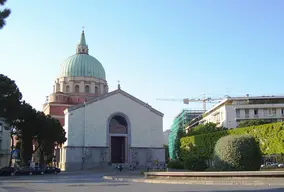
[{"x1": 0, "y1": 0, "x2": 11, "y2": 30}]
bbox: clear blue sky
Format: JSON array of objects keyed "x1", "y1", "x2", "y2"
[{"x1": 1, "y1": 0, "x2": 284, "y2": 131}]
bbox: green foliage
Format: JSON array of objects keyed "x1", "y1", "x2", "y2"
[
  {"x1": 205, "y1": 167, "x2": 217, "y2": 171},
  {"x1": 213, "y1": 135, "x2": 262, "y2": 171},
  {"x1": 173, "y1": 123, "x2": 185, "y2": 160},
  {"x1": 1, "y1": 74, "x2": 67, "y2": 166},
  {"x1": 167, "y1": 160, "x2": 184, "y2": 169},
  {"x1": 184, "y1": 155, "x2": 208, "y2": 171},
  {"x1": 0, "y1": 0, "x2": 11, "y2": 30},
  {"x1": 237, "y1": 120, "x2": 270, "y2": 128},
  {"x1": 180, "y1": 122, "x2": 284, "y2": 160},
  {"x1": 187, "y1": 122, "x2": 227, "y2": 136},
  {"x1": 0, "y1": 74, "x2": 22, "y2": 126},
  {"x1": 163, "y1": 145, "x2": 169, "y2": 163}
]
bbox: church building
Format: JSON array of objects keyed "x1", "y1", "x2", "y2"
[{"x1": 43, "y1": 30, "x2": 165, "y2": 171}]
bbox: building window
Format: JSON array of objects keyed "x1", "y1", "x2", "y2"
[
  {"x1": 95, "y1": 86, "x2": 99, "y2": 94},
  {"x1": 66, "y1": 85, "x2": 70, "y2": 93},
  {"x1": 85, "y1": 85, "x2": 90, "y2": 93},
  {"x1": 263, "y1": 108, "x2": 267, "y2": 116},
  {"x1": 272, "y1": 108, "x2": 276, "y2": 116},
  {"x1": 267, "y1": 108, "x2": 276, "y2": 116},
  {"x1": 236, "y1": 109, "x2": 240, "y2": 118},
  {"x1": 75, "y1": 85, "x2": 79, "y2": 93},
  {"x1": 254, "y1": 109, "x2": 258, "y2": 117},
  {"x1": 281, "y1": 109, "x2": 284, "y2": 116},
  {"x1": 245, "y1": 109, "x2": 249, "y2": 118}
]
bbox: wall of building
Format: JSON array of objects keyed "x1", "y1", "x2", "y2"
[
  {"x1": 60, "y1": 92, "x2": 164, "y2": 171},
  {"x1": 54, "y1": 76, "x2": 108, "y2": 95},
  {"x1": 0, "y1": 121, "x2": 11, "y2": 168},
  {"x1": 163, "y1": 130, "x2": 170, "y2": 145},
  {"x1": 197, "y1": 102, "x2": 284, "y2": 129},
  {"x1": 65, "y1": 93, "x2": 164, "y2": 148}
]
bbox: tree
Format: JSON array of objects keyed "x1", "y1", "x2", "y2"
[
  {"x1": 237, "y1": 120, "x2": 270, "y2": 128},
  {"x1": 0, "y1": 74, "x2": 22, "y2": 167},
  {"x1": 163, "y1": 144, "x2": 169, "y2": 163},
  {"x1": 0, "y1": 74, "x2": 22, "y2": 125},
  {"x1": 36, "y1": 114, "x2": 66, "y2": 164},
  {"x1": 0, "y1": 0, "x2": 11, "y2": 30},
  {"x1": 173, "y1": 123, "x2": 185, "y2": 160},
  {"x1": 15, "y1": 102, "x2": 39, "y2": 165},
  {"x1": 213, "y1": 135, "x2": 262, "y2": 171},
  {"x1": 187, "y1": 122, "x2": 226, "y2": 136}
]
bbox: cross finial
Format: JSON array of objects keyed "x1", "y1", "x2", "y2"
[
  {"x1": 117, "y1": 80, "x2": 121, "y2": 89},
  {"x1": 82, "y1": 26, "x2": 85, "y2": 31}
]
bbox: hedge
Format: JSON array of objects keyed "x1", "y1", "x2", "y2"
[{"x1": 180, "y1": 122, "x2": 284, "y2": 160}]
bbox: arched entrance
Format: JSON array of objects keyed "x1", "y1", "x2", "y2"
[{"x1": 108, "y1": 114, "x2": 129, "y2": 163}]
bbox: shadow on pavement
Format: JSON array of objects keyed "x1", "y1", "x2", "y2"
[
  {"x1": 0, "y1": 174, "x2": 131, "y2": 185},
  {"x1": 1, "y1": 186, "x2": 52, "y2": 192}
]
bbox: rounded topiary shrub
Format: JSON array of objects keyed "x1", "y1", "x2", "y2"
[{"x1": 213, "y1": 135, "x2": 262, "y2": 171}]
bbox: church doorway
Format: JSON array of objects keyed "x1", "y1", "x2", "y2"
[
  {"x1": 108, "y1": 114, "x2": 129, "y2": 164},
  {"x1": 111, "y1": 136, "x2": 125, "y2": 163}
]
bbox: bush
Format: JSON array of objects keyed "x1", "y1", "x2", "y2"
[
  {"x1": 167, "y1": 160, "x2": 184, "y2": 169},
  {"x1": 180, "y1": 122, "x2": 284, "y2": 160},
  {"x1": 187, "y1": 122, "x2": 227, "y2": 136},
  {"x1": 213, "y1": 135, "x2": 262, "y2": 171},
  {"x1": 205, "y1": 167, "x2": 217, "y2": 172},
  {"x1": 184, "y1": 155, "x2": 208, "y2": 171}
]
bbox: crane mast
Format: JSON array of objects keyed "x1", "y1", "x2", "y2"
[{"x1": 156, "y1": 96, "x2": 224, "y2": 111}]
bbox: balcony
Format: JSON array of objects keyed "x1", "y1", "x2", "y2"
[{"x1": 236, "y1": 114, "x2": 281, "y2": 120}]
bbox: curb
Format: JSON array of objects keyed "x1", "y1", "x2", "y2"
[{"x1": 102, "y1": 176, "x2": 282, "y2": 186}]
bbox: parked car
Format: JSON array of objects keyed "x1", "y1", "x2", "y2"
[
  {"x1": 32, "y1": 166, "x2": 46, "y2": 175},
  {"x1": 15, "y1": 167, "x2": 34, "y2": 175},
  {"x1": 43, "y1": 166, "x2": 61, "y2": 174},
  {"x1": 0, "y1": 166, "x2": 17, "y2": 176}
]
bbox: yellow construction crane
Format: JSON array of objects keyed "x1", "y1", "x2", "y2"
[{"x1": 156, "y1": 96, "x2": 224, "y2": 111}]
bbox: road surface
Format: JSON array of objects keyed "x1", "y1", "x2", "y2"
[{"x1": 0, "y1": 172, "x2": 283, "y2": 192}]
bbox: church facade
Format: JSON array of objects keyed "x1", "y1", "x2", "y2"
[{"x1": 43, "y1": 30, "x2": 165, "y2": 171}]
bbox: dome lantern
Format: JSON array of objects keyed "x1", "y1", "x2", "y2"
[
  {"x1": 59, "y1": 30, "x2": 106, "y2": 80},
  {"x1": 76, "y1": 30, "x2": 89, "y2": 54}
]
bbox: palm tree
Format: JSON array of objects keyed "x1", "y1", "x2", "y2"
[{"x1": 0, "y1": 0, "x2": 11, "y2": 30}]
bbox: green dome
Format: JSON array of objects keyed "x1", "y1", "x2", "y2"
[
  {"x1": 60, "y1": 54, "x2": 106, "y2": 79},
  {"x1": 59, "y1": 30, "x2": 106, "y2": 80}
]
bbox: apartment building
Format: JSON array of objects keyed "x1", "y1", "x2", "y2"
[
  {"x1": 0, "y1": 120, "x2": 11, "y2": 167},
  {"x1": 186, "y1": 95, "x2": 284, "y2": 131}
]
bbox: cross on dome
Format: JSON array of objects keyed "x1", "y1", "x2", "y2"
[{"x1": 118, "y1": 80, "x2": 121, "y2": 89}]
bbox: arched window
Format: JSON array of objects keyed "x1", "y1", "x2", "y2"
[
  {"x1": 75, "y1": 85, "x2": 79, "y2": 93},
  {"x1": 85, "y1": 85, "x2": 90, "y2": 93},
  {"x1": 95, "y1": 86, "x2": 99, "y2": 94},
  {"x1": 66, "y1": 85, "x2": 70, "y2": 93}
]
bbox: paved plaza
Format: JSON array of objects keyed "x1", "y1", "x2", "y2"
[{"x1": 0, "y1": 172, "x2": 284, "y2": 192}]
